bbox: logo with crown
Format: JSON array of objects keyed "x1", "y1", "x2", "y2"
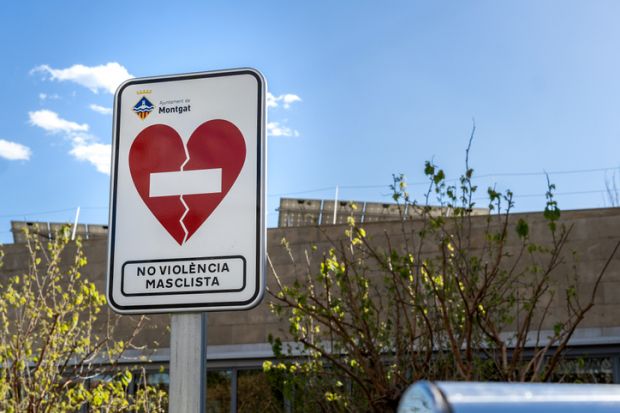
[{"x1": 133, "y1": 97, "x2": 155, "y2": 120}]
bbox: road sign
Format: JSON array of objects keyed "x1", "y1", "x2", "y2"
[{"x1": 107, "y1": 69, "x2": 266, "y2": 314}]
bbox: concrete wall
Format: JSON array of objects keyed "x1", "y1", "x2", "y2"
[{"x1": 2, "y1": 207, "x2": 620, "y2": 355}]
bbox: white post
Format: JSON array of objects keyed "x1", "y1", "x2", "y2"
[
  {"x1": 71, "y1": 206, "x2": 81, "y2": 241},
  {"x1": 169, "y1": 313, "x2": 207, "y2": 413},
  {"x1": 333, "y1": 185, "x2": 339, "y2": 225}
]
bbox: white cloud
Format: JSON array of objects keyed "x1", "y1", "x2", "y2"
[
  {"x1": 69, "y1": 142, "x2": 111, "y2": 174},
  {"x1": 29, "y1": 110, "x2": 88, "y2": 134},
  {"x1": 281, "y1": 94, "x2": 302, "y2": 108},
  {"x1": 267, "y1": 93, "x2": 278, "y2": 108},
  {"x1": 29, "y1": 109, "x2": 110, "y2": 174},
  {"x1": 38, "y1": 93, "x2": 60, "y2": 101},
  {"x1": 267, "y1": 121, "x2": 299, "y2": 137},
  {"x1": 32, "y1": 62, "x2": 133, "y2": 94},
  {"x1": 89, "y1": 104, "x2": 112, "y2": 115},
  {"x1": 266, "y1": 92, "x2": 301, "y2": 137},
  {"x1": 0, "y1": 139, "x2": 31, "y2": 161},
  {"x1": 267, "y1": 92, "x2": 301, "y2": 109}
]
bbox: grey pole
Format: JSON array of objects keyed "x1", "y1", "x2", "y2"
[
  {"x1": 230, "y1": 368, "x2": 238, "y2": 413},
  {"x1": 169, "y1": 313, "x2": 207, "y2": 413}
]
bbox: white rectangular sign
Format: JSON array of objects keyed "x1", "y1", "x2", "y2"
[{"x1": 106, "y1": 68, "x2": 266, "y2": 314}]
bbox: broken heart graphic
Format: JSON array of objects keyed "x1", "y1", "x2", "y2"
[{"x1": 129, "y1": 120, "x2": 246, "y2": 245}]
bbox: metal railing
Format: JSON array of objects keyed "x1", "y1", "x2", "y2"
[{"x1": 398, "y1": 381, "x2": 620, "y2": 413}]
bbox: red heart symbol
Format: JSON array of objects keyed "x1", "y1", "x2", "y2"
[{"x1": 129, "y1": 120, "x2": 246, "y2": 245}]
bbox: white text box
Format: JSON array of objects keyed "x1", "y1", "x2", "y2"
[{"x1": 122, "y1": 256, "x2": 246, "y2": 296}]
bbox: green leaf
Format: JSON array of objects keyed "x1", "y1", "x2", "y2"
[
  {"x1": 516, "y1": 219, "x2": 529, "y2": 239},
  {"x1": 434, "y1": 170, "x2": 445, "y2": 185},
  {"x1": 424, "y1": 161, "x2": 435, "y2": 176},
  {"x1": 544, "y1": 205, "x2": 561, "y2": 222}
]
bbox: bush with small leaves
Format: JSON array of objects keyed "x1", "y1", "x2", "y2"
[
  {"x1": 267, "y1": 133, "x2": 620, "y2": 413},
  {"x1": 0, "y1": 225, "x2": 167, "y2": 412}
]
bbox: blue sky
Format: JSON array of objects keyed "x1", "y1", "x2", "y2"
[{"x1": 1, "y1": 0, "x2": 620, "y2": 243}]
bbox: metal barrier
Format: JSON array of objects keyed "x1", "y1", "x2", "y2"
[{"x1": 398, "y1": 381, "x2": 620, "y2": 413}]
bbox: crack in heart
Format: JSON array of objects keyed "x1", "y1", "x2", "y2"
[
  {"x1": 178, "y1": 139, "x2": 192, "y2": 244},
  {"x1": 179, "y1": 196, "x2": 190, "y2": 244},
  {"x1": 129, "y1": 120, "x2": 246, "y2": 245}
]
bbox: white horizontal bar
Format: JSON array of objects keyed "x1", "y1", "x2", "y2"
[{"x1": 149, "y1": 169, "x2": 222, "y2": 197}]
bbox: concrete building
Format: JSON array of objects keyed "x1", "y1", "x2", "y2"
[{"x1": 3, "y1": 200, "x2": 620, "y2": 410}]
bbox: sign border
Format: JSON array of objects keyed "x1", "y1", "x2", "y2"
[{"x1": 106, "y1": 68, "x2": 266, "y2": 314}]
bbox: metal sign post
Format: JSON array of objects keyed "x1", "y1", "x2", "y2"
[
  {"x1": 107, "y1": 68, "x2": 266, "y2": 412},
  {"x1": 169, "y1": 313, "x2": 207, "y2": 412}
]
